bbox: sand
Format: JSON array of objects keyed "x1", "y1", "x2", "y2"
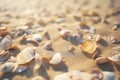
[{"x1": 0, "y1": 0, "x2": 120, "y2": 80}]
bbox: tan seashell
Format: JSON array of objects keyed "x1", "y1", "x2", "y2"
[
  {"x1": 50, "y1": 53, "x2": 62, "y2": 65},
  {"x1": 59, "y1": 30, "x2": 71, "y2": 38},
  {"x1": 95, "y1": 34, "x2": 103, "y2": 42},
  {"x1": 0, "y1": 27, "x2": 9, "y2": 37},
  {"x1": 95, "y1": 57, "x2": 109, "y2": 64},
  {"x1": 16, "y1": 47, "x2": 36, "y2": 64},
  {"x1": 80, "y1": 39, "x2": 97, "y2": 54},
  {"x1": 79, "y1": 21, "x2": 86, "y2": 26},
  {"x1": 34, "y1": 53, "x2": 42, "y2": 72},
  {"x1": 108, "y1": 53, "x2": 120, "y2": 64},
  {"x1": 31, "y1": 76, "x2": 46, "y2": 80},
  {"x1": 0, "y1": 62, "x2": 15, "y2": 72},
  {"x1": 0, "y1": 35, "x2": 13, "y2": 50},
  {"x1": 66, "y1": 45, "x2": 75, "y2": 52}
]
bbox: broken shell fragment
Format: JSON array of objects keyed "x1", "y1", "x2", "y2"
[
  {"x1": 59, "y1": 30, "x2": 71, "y2": 38},
  {"x1": 95, "y1": 34, "x2": 103, "y2": 42},
  {"x1": 0, "y1": 35, "x2": 13, "y2": 50},
  {"x1": 0, "y1": 62, "x2": 15, "y2": 72},
  {"x1": 50, "y1": 53, "x2": 62, "y2": 65},
  {"x1": 80, "y1": 39, "x2": 97, "y2": 54},
  {"x1": 16, "y1": 47, "x2": 36, "y2": 64},
  {"x1": 95, "y1": 57, "x2": 109, "y2": 64}
]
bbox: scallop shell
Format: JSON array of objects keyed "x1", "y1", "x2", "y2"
[
  {"x1": 0, "y1": 62, "x2": 14, "y2": 72},
  {"x1": 103, "y1": 71, "x2": 115, "y2": 80},
  {"x1": 95, "y1": 57, "x2": 109, "y2": 64},
  {"x1": 0, "y1": 35, "x2": 13, "y2": 50},
  {"x1": 34, "y1": 53, "x2": 42, "y2": 71},
  {"x1": 80, "y1": 39, "x2": 97, "y2": 54},
  {"x1": 50, "y1": 53, "x2": 62, "y2": 65},
  {"x1": 0, "y1": 50, "x2": 10, "y2": 62},
  {"x1": 16, "y1": 47, "x2": 36, "y2": 64},
  {"x1": 108, "y1": 53, "x2": 120, "y2": 64},
  {"x1": 59, "y1": 30, "x2": 71, "y2": 38}
]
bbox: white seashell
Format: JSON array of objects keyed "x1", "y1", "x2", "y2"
[
  {"x1": 50, "y1": 53, "x2": 62, "y2": 65},
  {"x1": 54, "y1": 73, "x2": 71, "y2": 80},
  {"x1": 25, "y1": 29, "x2": 34, "y2": 34},
  {"x1": 103, "y1": 71, "x2": 115, "y2": 80},
  {"x1": 34, "y1": 53, "x2": 42, "y2": 71},
  {"x1": 14, "y1": 65, "x2": 28, "y2": 73},
  {"x1": 59, "y1": 30, "x2": 71, "y2": 38},
  {"x1": 108, "y1": 53, "x2": 120, "y2": 63},
  {"x1": 0, "y1": 35, "x2": 13, "y2": 50},
  {"x1": 16, "y1": 26, "x2": 29, "y2": 30},
  {"x1": 0, "y1": 62, "x2": 14, "y2": 72},
  {"x1": 95, "y1": 34, "x2": 102, "y2": 42},
  {"x1": 32, "y1": 34, "x2": 42, "y2": 41}
]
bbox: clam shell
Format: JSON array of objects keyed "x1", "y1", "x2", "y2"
[
  {"x1": 0, "y1": 62, "x2": 14, "y2": 72},
  {"x1": 34, "y1": 53, "x2": 42, "y2": 71},
  {"x1": 59, "y1": 30, "x2": 71, "y2": 38},
  {"x1": 50, "y1": 53, "x2": 62, "y2": 65},
  {"x1": 32, "y1": 34, "x2": 42, "y2": 41},
  {"x1": 16, "y1": 47, "x2": 36, "y2": 64},
  {"x1": 80, "y1": 39, "x2": 97, "y2": 54},
  {"x1": 108, "y1": 53, "x2": 120, "y2": 63},
  {"x1": 103, "y1": 71, "x2": 115, "y2": 80},
  {"x1": 95, "y1": 57, "x2": 109, "y2": 64},
  {"x1": 0, "y1": 35, "x2": 13, "y2": 50}
]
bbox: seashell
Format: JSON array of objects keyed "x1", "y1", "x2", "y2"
[
  {"x1": 32, "y1": 34, "x2": 42, "y2": 41},
  {"x1": 0, "y1": 62, "x2": 15, "y2": 72},
  {"x1": 50, "y1": 53, "x2": 62, "y2": 65},
  {"x1": 75, "y1": 36, "x2": 83, "y2": 43},
  {"x1": 34, "y1": 53, "x2": 42, "y2": 71},
  {"x1": 0, "y1": 35, "x2": 13, "y2": 50},
  {"x1": 108, "y1": 53, "x2": 120, "y2": 64},
  {"x1": 79, "y1": 21, "x2": 86, "y2": 26},
  {"x1": 31, "y1": 76, "x2": 46, "y2": 80},
  {"x1": 43, "y1": 41, "x2": 52, "y2": 50},
  {"x1": 91, "y1": 68, "x2": 103, "y2": 80},
  {"x1": 16, "y1": 47, "x2": 36, "y2": 64},
  {"x1": 25, "y1": 29, "x2": 34, "y2": 34},
  {"x1": 0, "y1": 27, "x2": 9, "y2": 37},
  {"x1": 59, "y1": 30, "x2": 71, "y2": 38},
  {"x1": 54, "y1": 73, "x2": 71, "y2": 80},
  {"x1": 89, "y1": 27, "x2": 96, "y2": 34},
  {"x1": 103, "y1": 71, "x2": 115, "y2": 80},
  {"x1": 95, "y1": 57, "x2": 109, "y2": 64},
  {"x1": 95, "y1": 34, "x2": 103, "y2": 42},
  {"x1": 14, "y1": 65, "x2": 28, "y2": 73},
  {"x1": 80, "y1": 39, "x2": 97, "y2": 54},
  {"x1": 0, "y1": 50, "x2": 10, "y2": 62},
  {"x1": 16, "y1": 26, "x2": 29, "y2": 31}
]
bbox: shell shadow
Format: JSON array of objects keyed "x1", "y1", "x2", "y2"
[
  {"x1": 97, "y1": 62, "x2": 114, "y2": 72},
  {"x1": 38, "y1": 65, "x2": 50, "y2": 80},
  {"x1": 98, "y1": 39, "x2": 108, "y2": 47},
  {"x1": 51, "y1": 61, "x2": 68, "y2": 72}
]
